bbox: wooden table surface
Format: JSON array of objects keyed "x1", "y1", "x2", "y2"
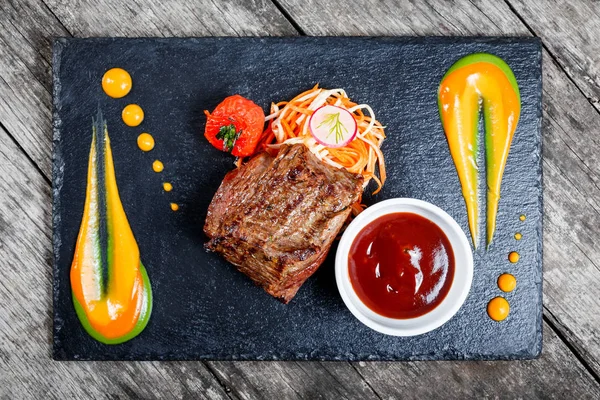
[{"x1": 1, "y1": 0, "x2": 600, "y2": 398}]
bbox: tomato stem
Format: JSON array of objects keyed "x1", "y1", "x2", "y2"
[{"x1": 216, "y1": 124, "x2": 240, "y2": 152}]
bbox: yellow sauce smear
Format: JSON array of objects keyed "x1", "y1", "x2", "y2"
[
  {"x1": 70, "y1": 118, "x2": 151, "y2": 342},
  {"x1": 170, "y1": 203, "x2": 179, "y2": 211}
]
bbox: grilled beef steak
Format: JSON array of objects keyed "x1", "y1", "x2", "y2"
[{"x1": 204, "y1": 144, "x2": 364, "y2": 303}]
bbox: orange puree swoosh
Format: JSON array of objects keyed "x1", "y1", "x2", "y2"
[
  {"x1": 70, "y1": 112, "x2": 152, "y2": 344},
  {"x1": 439, "y1": 54, "x2": 520, "y2": 248}
]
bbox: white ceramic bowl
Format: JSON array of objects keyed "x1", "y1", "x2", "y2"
[{"x1": 335, "y1": 198, "x2": 473, "y2": 336}]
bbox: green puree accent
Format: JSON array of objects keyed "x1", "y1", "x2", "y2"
[{"x1": 72, "y1": 261, "x2": 153, "y2": 345}]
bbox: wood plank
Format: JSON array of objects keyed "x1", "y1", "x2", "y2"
[
  {"x1": 0, "y1": 123, "x2": 230, "y2": 399},
  {"x1": 1, "y1": 0, "x2": 65, "y2": 88},
  {"x1": 539, "y1": 50, "x2": 600, "y2": 375},
  {"x1": 0, "y1": 0, "x2": 68, "y2": 178},
  {"x1": 507, "y1": 0, "x2": 600, "y2": 110},
  {"x1": 276, "y1": 0, "x2": 600, "y2": 379},
  {"x1": 43, "y1": 0, "x2": 296, "y2": 37},
  {"x1": 274, "y1": 0, "x2": 529, "y2": 36},
  {"x1": 352, "y1": 324, "x2": 600, "y2": 399},
  {"x1": 208, "y1": 334, "x2": 600, "y2": 400},
  {"x1": 207, "y1": 361, "x2": 380, "y2": 399}
]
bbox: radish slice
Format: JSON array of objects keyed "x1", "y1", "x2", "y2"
[{"x1": 309, "y1": 105, "x2": 357, "y2": 148}]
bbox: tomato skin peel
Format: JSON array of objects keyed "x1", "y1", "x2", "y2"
[
  {"x1": 70, "y1": 112, "x2": 152, "y2": 344},
  {"x1": 438, "y1": 53, "x2": 520, "y2": 248}
]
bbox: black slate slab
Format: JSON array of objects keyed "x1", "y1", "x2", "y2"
[{"x1": 52, "y1": 37, "x2": 542, "y2": 361}]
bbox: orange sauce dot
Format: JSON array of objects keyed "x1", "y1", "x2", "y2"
[
  {"x1": 487, "y1": 297, "x2": 510, "y2": 321},
  {"x1": 152, "y1": 160, "x2": 163, "y2": 173},
  {"x1": 137, "y1": 133, "x2": 154, "y2": 152},
  {"x1": 498, "y1": 274, "x2": 516, "y2": 292},
  {"x1": 122, "y1": 104, "x2": 144, "y2": 127},
  {"x1": 102, "y1": 68, "x2": 131, "y2": 98},
  {"x1": 508, "y1": 251, "x2": 520, "y2": 263},
  {"x1": 163, "y1": 182, "x2": 173, "y2": 192},
  {"x1": 170, "y1": 203, "x2": 179, "y2": 211},
  {"x1": 519, "y1": 214, "x2": 526, "y2": 221},
  {"x1": 514, "y1": 232, "x2": 522, "y2": 240}
]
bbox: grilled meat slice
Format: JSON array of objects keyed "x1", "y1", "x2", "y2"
[{"x1": 204, "y1": 144, "x2": 364, "y2": 303}]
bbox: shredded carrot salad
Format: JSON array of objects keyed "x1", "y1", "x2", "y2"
[{"x1": 257, "y1": 84, "x2": 387, "y2": 195}]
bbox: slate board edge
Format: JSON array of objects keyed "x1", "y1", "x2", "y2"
[
  {"x1": 50, "y1": 36, "x2": 542, "y2": 47},
  {"x1": 53, "y1": 353, "x2": 541, "y2": 362},
  {"x1": 534, "y1": 40, "x2": 544, "y2": 359},
  {"x1": 52, "y1": 37, "x2": 66, "y2": 360},
  {"x1": 51, "y1": 37, "x2": 544, "y2": 361}
]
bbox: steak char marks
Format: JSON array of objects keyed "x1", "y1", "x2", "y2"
[{"x1": 204, "y1": 144, "x2": 364, "y2": 303}]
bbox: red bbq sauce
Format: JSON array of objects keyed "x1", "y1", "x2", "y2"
[{"x1": 348, "y1": 212, "x2": 455, "y2": 319}]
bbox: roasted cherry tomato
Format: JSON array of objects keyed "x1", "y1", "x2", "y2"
[{"x1": 204, "y1": 95, "x2": 265, "y2": 157}]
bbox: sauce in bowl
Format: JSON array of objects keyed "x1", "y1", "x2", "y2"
[{"x1": 348, "y1": 212, "x2": 455, "y2": 319}]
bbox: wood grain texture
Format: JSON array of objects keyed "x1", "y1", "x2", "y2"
[
  {"x1": 352, "y1": 324, "x2": 600, "y2": 400},
  {"x1": 206, "y1": 361, "x2": 381, "y2": 399},
  {"x1": 44, "y1": 0, "x2": 296, "y2": 37},
  {"x1": 0, "y1": 0, "x2": 68, "y2": 178},
  {"x1": 540, "y1": 50, "x2": 600, "y2": 376},
  {"x1": 507, "y1": 0, "x2": 600, "y2": 110},
  {"x1": 274, "y1": 0, "x2": 530, "y2": 36},
  {"x1": 207, "y1": 330, "x2": 600, "y2": 400},
  {"x1": 277, "y1": 0, "x2": 600, "y2": 378}
]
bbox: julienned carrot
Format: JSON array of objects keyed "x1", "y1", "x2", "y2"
[{"x1": 260, "y1": 85, "x2": 386, "y2": 196}]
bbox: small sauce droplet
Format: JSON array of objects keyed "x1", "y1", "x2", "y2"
[
  {"x1": 170, "y1": 203, "x2": 179, "y2": 211},
  {"x1": 102, "y1": 68, "x2": 131, "y2": 98},
  {"x1": 519, "y1": 214, "x2": 526, "y2": 221},
  {"x1": 514, "y1": 232, "x2": 522, "y2": 240},
  {"x1": 137, "y1": 133, "x2": 154, "y2": 151},
  {"x1": 163, "y1": 182, "x2": 173, "y2": 192},
  {"x1": 508, "y1": 251, "x2": 520, "y2": 263},
  {"x1": 498, "y1": 273, "x2": 516, "y2": 292},
  {"x1": 122, "y1": 104, "x2": 144, "y2": 127},
  {"x1": 487, "y1": 297, "x2": 510, "y2": 321},
  {"x1": 152, "y1": 160, "x2": 164, "y2": 172}
]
